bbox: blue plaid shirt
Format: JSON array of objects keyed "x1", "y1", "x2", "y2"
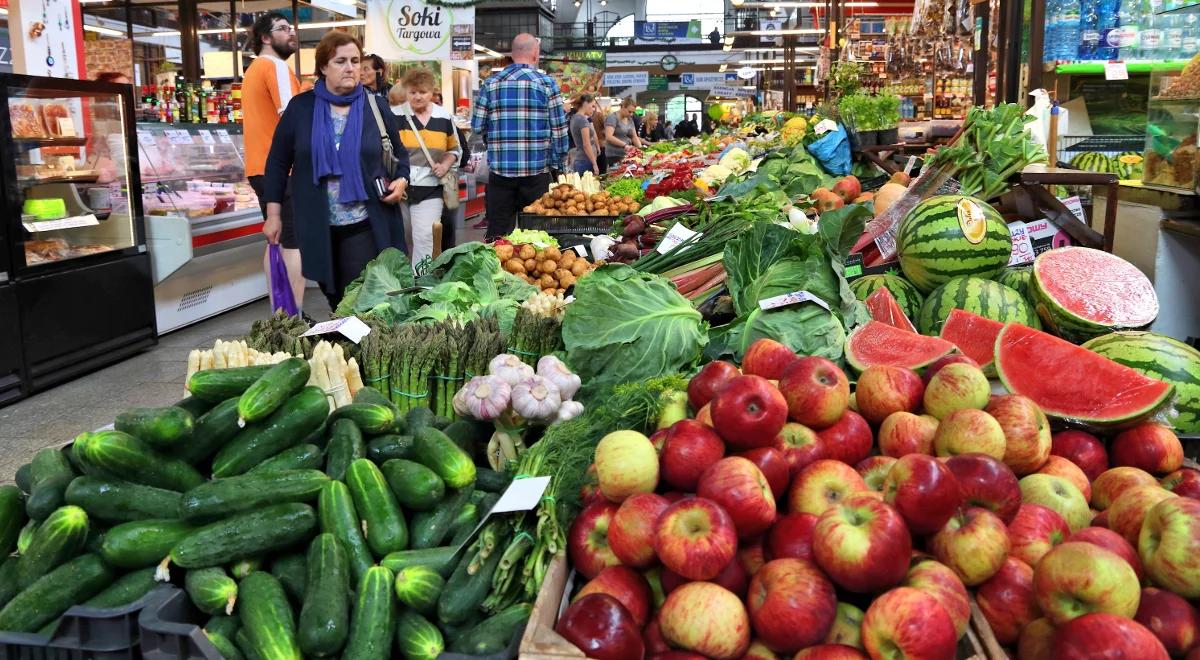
[{"x1": 472, "y1": 63, "x2": 570, "y2": 178}]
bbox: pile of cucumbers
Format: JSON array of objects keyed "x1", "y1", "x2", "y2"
[{"x1": 0, "y1": 357, "x2": 531, "y2": 660}]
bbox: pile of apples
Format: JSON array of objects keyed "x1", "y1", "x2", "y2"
[{"x1": 557, "y1": 338, "x2": 1199, "y2": 660}]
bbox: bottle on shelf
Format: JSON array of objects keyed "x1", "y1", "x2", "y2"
[
  {"x1": 1045, "y1": 0, "x2": 1062, "y2": 62},
  {"x1": 1059, "y1": 0, "x2": 1082, "y2": 61}
]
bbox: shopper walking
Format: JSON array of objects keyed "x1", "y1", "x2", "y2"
[
  {"x1": 263, "y1": 31, "x2": 410, "y2": 310},
  {"x1": 571, "y1": 94, "x2": 601, "y2": 175},
  {"x1": 591, "y1": 106, "x2": 609, "y2": 174},
  {"x1": 245, "y1": 12, "x2": 305, "y2": 309},
  {"x1": 604, "y1": 97, "x2": 642, "y2": 171},
  {"x1": 471, "y1": 33, "x2": 570, "y2": 240},
  {"x1": 362, "y1": 54, "x2": 386, "y2": 97},
  {"x1": 395, "y1": 67, "x2": 462, "y2": 270}
]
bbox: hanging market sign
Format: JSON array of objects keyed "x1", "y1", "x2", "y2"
[
  {"x1": 603, "y1": 71, "x2": 650, "y2": 87},
  {"x1": 709, "y1": 84, "x2": 757, "y2": 99},
  {"x1": 365, "y1": 0, "x2": 474, "y2": 62},
  {"x1": 647, "y1": 75, "x2": 669, "y2": 91},
  {"x1": 635, "y1": 21, "x2": 703, "y2": 43},
  {"x1": 680, "y1": 72, "x2": 739, "y2": 89}
]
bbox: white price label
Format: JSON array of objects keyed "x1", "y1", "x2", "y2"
[
  {"x1": 198, "y1": 130, "x2": 216, "y2": 145},
  {"x1": 1008, "y1": 221, "x2": 1035, "y2": 266},
  {"x1": 1104, "y1": 61, "x2": 1129, "y2": 81},
  {"x1": 1060, "y1": 196, "x2": 1087, "y2": 223},
  {"x1": 759, "y1": 290, "x2": 832, "y2": 312},
  {"x1": 300, "y1": 316, "x2": 372, "y2": 343},
  {"x1": 23, "y1": 214, "x2": 100, "y2": 232},
  {"x1": 215, "y1": 129, "x2": 233, "y2": 144},
  {"x1": 166, "y1": 129, "x2": 195, "y2": 145},
  {"x1": 656, "y1": 223, "x2": 701, "y2": 254},
  {"x1": 136, "y1": 131, "x2": 156, "y2": 146},
  {"x1": 814, "y1": 119, "x2": 838, "y2": 135},
  {"x1": 490, "y1": 477, "x2": 552, "y2": 514}
]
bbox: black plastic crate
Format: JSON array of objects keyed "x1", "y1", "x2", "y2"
[
  {"x1": 0, "y1": 585, "x2": 169, "y2": 660},
  {"x1": 517, "y1": 214, "x2": 616, "y2": 235}
]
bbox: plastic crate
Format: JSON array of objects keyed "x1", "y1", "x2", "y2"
[
  {"x1": 0, "y1": 585, "x2": 170, "y2": 660},
  {"x1": 516, "y1": 214, "x2": 616, "y2": 235}
]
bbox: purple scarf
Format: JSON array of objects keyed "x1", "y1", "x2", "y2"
[{"x1": 311, "y1": 79, "x2": 367, "y2": 203}]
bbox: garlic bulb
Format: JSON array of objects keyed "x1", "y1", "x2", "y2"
[
  {"x1": 489, "y1": 354, "x2": 534, "y2": 386},
  {"x1": 458, "y1": 375, "x2": 511, "y2": 421},
  {"x1": 555, "y1": 400, "x2": 585, "y2": 423},
  {"x1": 511, "y1": 376, "x2": 562, "y2": 422},
  {"x1": 536, "y1": 355, "x2": 581, "y2": 401}
]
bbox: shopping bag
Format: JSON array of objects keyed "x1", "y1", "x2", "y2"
[
  {"x1": 268, "y1": 244, "x2": 299, "y2": 317},
  {"x1": 806, "y1": 125, "x2": 853, "y2": 176}
]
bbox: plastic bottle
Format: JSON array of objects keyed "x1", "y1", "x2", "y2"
[
  {"x1": 1165, "y1": 10, "x2": 1185, "y2": 59},
  {"x1": 1140, "y1": 0, "x2": 1163, "y2": 59},
  {"x1": 1060, "y1": 0, "x2": 1083, "y2": 61},
  {"x1": 1183, "y1": 13, "x2": 1198, "y2": 59},
  {"x1": 1045, "y1": 0, "x2": 1062, "y2": 62},
  {"x1": 1091, "y1": 0, "x2": 1122, "y2": 59}
]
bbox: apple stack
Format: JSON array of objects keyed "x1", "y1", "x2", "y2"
[{"x1": 557, "y1": 337, "x2": 1199, "y2": 660}]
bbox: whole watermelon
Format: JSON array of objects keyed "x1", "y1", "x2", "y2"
[
  {"x1": 1083, "y1": 331, "x2": 1200, "y2": 435},
  {"x1": 849, "y1": 274, "x2": 924, "y2": 321},
  {"x1": 1114, "y1": 152, "x2": 1145, "y2": 180},
  {"x1": 896, "y1": 195, "x2": 1011, "y2": 293},
  {"x1": 996, "y1": 266, "x2": 1034, "y2": 302},
  {"x1": 1069, "y1": 151, "x2": 1114, "y2": 174},
  {"x1": 916, "y1": 276, "x2": 1040, "y2": 335}
]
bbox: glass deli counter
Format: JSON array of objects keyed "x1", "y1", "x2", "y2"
[
  {"x1": 137, "y1": 122, "x2": 268, "y2": 333},
  {"x1": 1, "y1": 74, "x2": 156, "y2": 401}
]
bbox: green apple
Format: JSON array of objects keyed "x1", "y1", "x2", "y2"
[{"x1": 1019, "y1": 474, "x2": 1091, "y2": 532}]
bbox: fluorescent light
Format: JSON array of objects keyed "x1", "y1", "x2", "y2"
[
  {"x1": 0, "y1": 7, "x2": 7, "y2": 15},
  {"x1": 147, "y1": 31, "x2": 182, "y2": 38},
  {"x1": 738, "y1": 58, "x2": 815, "y2": 64},
  {"x1": 84, "y1": 24, "x2": 125, "y2": 37},
  {"x1": 474, "y1": 44, "x2": 503, "y2": 58},
  {"x1": 730, "y1": 29, "x2": 826, "y2": 35},
  {"x1": 299, "y1": 19, "x2": 366, "y2": 29},
  {"x1": 198, "y1": 28, "x2": 245, "y2": 35},
  {"x1": 719, "y1": 64, "x2": 728, "y2": 72}
]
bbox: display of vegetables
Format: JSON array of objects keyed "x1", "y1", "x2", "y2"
[
  {"x1": 927, "y1": 103, "x2": 1048, "y2": 200},
  {"x1": 522, "y1": 184, "x2": 640, "y2": 217},
  {"x1": 495, "y1": 242, "x2": 597, "y2": 293}
]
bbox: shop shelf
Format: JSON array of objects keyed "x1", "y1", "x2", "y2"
[
  {"x1": 1158, "y1": 0, "x2": 1200, "y2": 14},
  {"x1": 0, "y1": 585, "x2": 169, "y2": 659},
  {"x1": 1055, "y1": 60, "x2": 1190, "y2": 75},
  {"x1": 13, "y1": 136, "x2": 89, "y2": 148}
]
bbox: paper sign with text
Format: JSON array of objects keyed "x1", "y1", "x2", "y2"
[{"x1": 300, "y1": 316, "x2": 372, "y2": 343}]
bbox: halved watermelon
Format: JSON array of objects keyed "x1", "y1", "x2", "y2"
[
  {"x1": 940, "y1": 308, "x2": 1004, "y2": 371},
  {"x1": 994, "y1": 323, "x2": 1175, "y2": 426},
  {"x1": 1030, "y1": 247, "x2": 1159, "y2": 343},
  {"x1": 865, "y1": 286, "x2": 917, "y2": 333},
  {"x1": 846, "y1": 320, "x2": 956, "y2": 372}
]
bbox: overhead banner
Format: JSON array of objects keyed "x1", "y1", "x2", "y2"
[
  {"x1": 635, "y1": 21, "x2": 703, "y2": 44},
  {"x1": 365, "y1": 0, "x2": 474, "y2": 62},
  {"x1": 709, "y1": 84, "x2": 757, "y2": 99},
  {"x1": 603, "y1": 71, "x2": 649, "y2": 87},
  {"x1": 680, "y1": 72, "x2": 739, "y2": 89}
]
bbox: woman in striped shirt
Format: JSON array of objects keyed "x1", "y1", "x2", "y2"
[{"x1": 396, "y1": 67, "x2": 462, "y2": 268}]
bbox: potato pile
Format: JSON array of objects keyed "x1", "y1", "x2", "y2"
[
  {"x1": 522, "y1": 184, "x2": 639, "y2": 217},
  {"x1": 496, "y1": 243, "x2": 598, "y2": 293}
]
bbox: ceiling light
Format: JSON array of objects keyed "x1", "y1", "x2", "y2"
[
  {"x1": 299, "y1": 19, "x2": 366, "y2": 29},
  {"x1": 719, "y1": 64, "x2": 728, "y2": 72},
  {"x1": 145, "y1": 31, "x2": 182, "y2": 38},
  {"x1": 84, "y1": 24, "x2": 125, "y2": 37},
  {"x1": 738, "y1": 58, "x2": 815, "y2": 64}
]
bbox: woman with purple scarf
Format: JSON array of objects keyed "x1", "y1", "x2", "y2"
[{"x1": 264, "y1": 31, "x2": 410, "y2": 309}]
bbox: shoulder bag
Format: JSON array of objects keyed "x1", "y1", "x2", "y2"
[
  {"x1": 365, "y1": 93, "x2": 402, "y2": 179},
  {"x1": 401, "y1": 105, "x2": 460, "y2": 211}
]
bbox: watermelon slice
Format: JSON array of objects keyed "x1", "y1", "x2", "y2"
[
  {"x1": 939, "y1": 308, "x2": 1004, "y2": 370},
  {"x1": 846, "y1": 320, "x2": 956, "y2": 372},
  {"x1": 994, "y1": 323, "x2": 1175, "y2": 426},
  {"x1": 1031, "y1": 247, "x2": 1159, "y2": 343},
  {"x1": 865, "y1": 286, "x2": 917, "y2": 333}
]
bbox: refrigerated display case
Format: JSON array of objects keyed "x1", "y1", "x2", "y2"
[
  {"x1": 1, "y1": 74, "x2": 156, "y2": 397},
  {"x1": 136, "y1": 122, "x2": 268, "y2": 333}
]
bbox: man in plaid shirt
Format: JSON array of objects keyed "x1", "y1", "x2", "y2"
[{"x1": 472, "y1": 33, "x2": 570, "y2": 239}]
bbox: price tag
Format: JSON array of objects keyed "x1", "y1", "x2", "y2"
[
  {"x1": 198, "y1": 130, "x2": 216, "y2": 145},
  {"x1": 166, "y1": 129, "x2": 195, "y2": 145},
  {"x1": 656, "y1": 223, "x2": 701, "y2": 254},
  {"x1": 23, "y1": 214, "x2": 100, "y2": 232},
  {"x1": 843, "y1": 252, "x2": 865, "y2": 280},
  {"x1": 759, "y1": 290, "x2": 832, "y2": 312},
  {"x1": 1060, "y1": 195, "x2": 1087, "y2": 223},
  {"x1": 1008, "y1": 221, "x2": 1035, "y2": 266},
  {"x1": 572, "y1": 245, "x2": 588, "y2": 257},
  {"x1": 1104, "y1": 61, "x2": 1129, "y2": 81},
  {"x1": 300, "y1": 316, "x2": 372, "y2": 343},
  {"x1": 136, "y1": 131, "x2": 156, "y2": 146},
  {"x1": 215, "y1": 129, "x2": 233, "y2": 144},
  {"x1": 814, "y1": 119, "x2": 838, "y2": 135},
  {"x1": 490, "y1": 477, "x2": 552, "y2": 514}
]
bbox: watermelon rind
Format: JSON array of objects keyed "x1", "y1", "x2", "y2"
[
  {"x1": 995, "y1": 266, "x2": 1034, "y2": 303},
  {"x1": 865, "y1": 287, "x2": 917, "y2": 333},
  {"x1": 845, "y1": 320, "x2": 956, "y2": 373},
  {"x1": 1069, "y1": 152, "x2": 1114, "y2": 174},
  {"x1": 1083, "y1": 331, "x2": 1200, "y2": 435},
  {"x1": 849, "y1": 274, "x2": 924, "y2": 321},
  {"x1": 995, "y1": 323, "x2": 1175, "y2": 427},
  {"x1": 1030, "y1": 247, "x2": 1159, "y2": 343},
  {"x1": 896, "y1": 195, "x2": 1012, "y2": 293},
  {"x1": 916, "y1": 276, "x2": 1039, "y2": 336}
]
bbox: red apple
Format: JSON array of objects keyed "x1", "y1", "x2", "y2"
[
  {"x1": 816, "y1": 411, "x2": 872, "y2": 465},
  {"x1": 688, "y1": 360, "x2": 741, "y2": 410},
  {"x1": 1068, "y1": 526, "x2": 1144, "y2": 582},
  {"x1": 1038, "y1": 455, "x2": 1092, "y2": 502},
  {"x1": 660, "y1": 419, "x2": 725, "y2": 492},
  {"x1": 774, "y1": 422, "x2": 825, "y2": 477},
  {"x1": 580, "y1": 464, "x2": 604, "y2": 508},
  {"x1": 854, "y1": 365, "x2": 924, "y2": 425},
  {"x1": 975, "y1": 557, "x2": 1040, "y2": 645},
  {"x1": 1052, "y1": 612, "x2": 1170, "y2": 660},
  {"x1": 1019, "y1": 473, "x2": 1092, "y2": 532},
  {"x1": 945, "y1": 453, "x2": 1022, "y2": 523},
  {"x1": 742, "y1": 338, "x2": 799, "y2": 381},
  {"x1": 861, "y1": 587, "x2": 958, "y2": 660},
  {"x1": 1162, "y1": 468, "x2": 1200, "y2": 499},
  {"x1": 1034, "y1": 542, "x2": 1142, "y2": 625},
  {"x1": 883, "y1": 453, "x2": 963, "y2": 535},
  {"x1": 779, "y1": 357, "x2": 850, "y2": 430},
  {"x1": 649, "y1": 428, "x2": 669, "y2": 455},
  {"x1": 1112, "y1": 422, "x2": 1185, "y2": 475},
  {"x1": 878, "y1": 411, "x2": 938, "y2": 457},
  {"x1": 736, "y1": 447, "x2": 790, "y2": 500},
  {"x1": 824, "y1": 602, "x2": 864, "y2": 648},
  {"x1": 1135, "y1": 587, "x2": 1200, "y2": 656},
  {"x1": 609, "y1": 493, "x2": 670, "y2": 568},
  {"x1": 1108, "y1": 484, "x2": 1177, "y2": 546},
  {"x1": 832, "y1": 175, "x2": 862, "y2": 203},
  {"x1": 575, "y1": 566, "x2": 653, "y2": 628},
  {"x1": 1008, "y1": 503, "x2": 1071, "y2": 567},
  {"x1": 794, "y1": 646, "x2": 868, "y2": 659},
  {"x1": 659, "y1": 582, "x2": 751, "y2": 659},
  {"x1": 695, "y1": 403, "x2": 714, "y2": 427},
  {"x1": 643, "y1": 613, "x2": 670, "y2": 656},
  {"x1": 987, "y1": 394, "x2": 1051, "y2": 475},
  {"x1": 901, "y1": 555, "x2": 971, "y2": 638},
  {"x1": 1093, "y1": 466, "x2": 1160, "y2": 510},
  {"x1": 933, "y1": 408, "x2": 1006, "y2": 459},
  {"x1": 740, "y1": 639, "x2": 782, "y2": 660},
  {"x1": 661, "y1": 556, "x2": 750, "y2": 600},
  {"x1": 738, "y1": 534, "x2": 766, "y2": 576},
  {"x1": 569, "y1": 500, "x2": 622, "y2": 579},
  {"x1": 747, "y1": 558, "x2": 837, "y2": 653},
  {"x1": 921, "y1": 353, "x2": 980, "y2": 384},
  {"x1": 654, "y1": 497, "x2": 738, "y2": 581},
  {"x1": 556, "y1": 593, "x2": 645, "y2": 660},
  {"x1": 1094, "y1": 509, "x2": 1110, "y2": 528},
  {"x1": 813, "y1": 494, "x2": 911, "y2": 593},
  {"x1": 1140, "y1": 496, "x2": 1200, "y2": 599},
  {"x1": 855, "y1": 456, "x2": 897, "y2": 493},
  {"x1": 929, "y1": 506, "x2": 1010, "y2": 585},
  {"x1": 697, "y1": 457, "x2": 778, "y2": 538},
  {"x1": 788, "y1": 459, "x2": 869, "y2": 516},
  {"x1": 711, "y1": 375, "x2": 789, "y2": 450},
  {"x1": 1051, "y1": 429, "x2": 1109, "y2": 482},
  {"x1": 765, "y1": 512, "x2": 817, "y2": 562}
]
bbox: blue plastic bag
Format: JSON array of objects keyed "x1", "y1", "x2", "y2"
[
  {"x1": 806, "y1": 125, "x2": 853, "y2": 176},
  {"x1": 268, "y1": 244, "x2": 299, "y2": 316}
]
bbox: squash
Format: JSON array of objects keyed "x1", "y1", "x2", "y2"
[{"x1": 873, "y1": 182, "x2": 908, "y2": 218}]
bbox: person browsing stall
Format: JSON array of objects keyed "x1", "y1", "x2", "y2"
[
  {"x1": 263, "y1": 31, "x2": 410, "y2": 310},
  {"x1": 604, "y1": 98, "x2": 642, "y2": 171},
  {"x1": 570, "y1": 94, "x2": 602, "y2": 176}
]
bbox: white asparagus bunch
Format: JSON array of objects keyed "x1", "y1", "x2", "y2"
[
  {"x1": 306, "y1": 340, "x2": 365, "y2": 409},
  {"x1": 185, "y1": 339, "x2": 291, "y2": 395}
]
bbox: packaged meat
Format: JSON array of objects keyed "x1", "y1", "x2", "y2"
[
  {"x1": 10, "y1": 102, "x2": 47, "y2": 138},
  {"x1": 41, "y1": 103, "x2": 73, "y2": 137}
]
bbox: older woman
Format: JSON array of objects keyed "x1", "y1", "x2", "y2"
[
  {"x1": 604, "y1": 98, "x2": 642, "y2": 172},
  {"x1": 395, "y1": 67, "x2": 461, "y2": 268},
  {"x1": 263, "y1": 31, "x2": 410, "y2": 309}
]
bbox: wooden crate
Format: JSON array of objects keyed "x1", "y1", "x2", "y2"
[{"x1": 963, "y1": 598, "x2": 1008, "y2": 660}]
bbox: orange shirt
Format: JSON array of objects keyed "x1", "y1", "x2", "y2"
[{"x1": 243, "y1": 55, "x2": 300, "y2": 177}]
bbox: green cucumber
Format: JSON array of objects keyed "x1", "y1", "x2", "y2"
[
  {"x1": 239, "y1": 571, "x2": 301, "y2": 660},
  {"x1": 230, "y1": 558, "x2": 263, "y2": 580},
  {"x1": 237, "y1": 357, "x2": 310, "y2": 425},
  {"x1": 180, "y1": 470, "x2": 328, "y2": 522},
  {"x1": 17, "y1": 505, "x2": 89, "y2": 589},
  {"x1": 393, "y1": 609, "x2": 444, "y2": 660},
  {"x1": 65, "y1": 476, "x2": 182, "y2": 523},
  {"x1": 16, "y1": 520, "x2": 36, "y2": 555},
  {"x1": 188, "y1": 365, "x2": 274, "y2": 402},
  {"x1": 179, "y1": 398, "x2": 241, "y2": 465},
  {"x1": 115, "y1": 406, "x2": 195, "y2": 450},
  {"x1": 26, "y1": 473, "x2": 73, "y2": 523},
  {"x1": 437, "y1": 613, "x2": 484, "y2": 640},
  {"x1": 100, "y1": 519, "x2": 195, "y2": 568},
  {"x1": 235, "y1": 628, "x2": 264, "y2": 660},
  {"x1": 205, "y1": 613, "x2": 240, "y2": 639},
  {"x1": 31, "y1": 447, "x2": 75, "y2": 487},
  {"x1": 329, "y1": 404, "x2": 394, "y2": 435},
  {"x1": 73, "y1": 430, "x2": 204, "y2": 492},
  {"x1": 207, "y1": 631, "x2": 245, "y2": 660},
  {"x1": 412, "y1": 427, "x2": 476, "y2": 489},
  {"x1": 249, "y1": 444, "x2": 323, "y2": 474},
  {"x1": 449, "y1": 603, "x2": 532, "y2": 655},
  {"x1": 82, "y1": 567, "x2": 159, "y2": 609},
  {"x1": 380, "y1": 459, "x2": 444, "y2": 511},
  {"x1": 212, "y1": 387, "x2": 328, "y2": 478},
  {"x1": 317, "y1": 481, "x2": 373, "y2": 583},
  {"x1": 325, "y1": 419, "x2": 365, "y2": 482},
  {"x1": 15, "y1": 464, "x2": 33, "y2": 495},
  {"x1": 170, "y1": 503, "x2": 317, "y2": 570},
  {"x1": 342, "y1": 566, "x2": 395, "y2": 660},
  {"x1": 297, "y1": 534, "x2": 350, "y2": 657},
  {"x1": 393, "y1": 565, "x2": 444, "y2": 615},
  {"x1": 474, "y1": 467, "x2": 513, "y2": 493},
  {"x1": 366, "y1": 434, "x2": 413, "y2": 463},
  {"x1": 406, "y1": 407, "x2": 435, "y2": 435},
  {"x1": 410, "y1": 486, "x2": 474, "y2": 550},
  {"x1": 0, "y1": 485, "x2": 26, "y2": 556},
  {"x1": 353, "y1": 387, "x2": 403, "y2": 433},
  {"x1": 447, "y1": 503, "x2": 480, "y2": 542},
  {"x1": 298, "y1": 420, "x2": 329, "y2": 451},
  {"x1": 345, "y1": 459, "x2": 407, "y2": 557},
  {"x1": 437, "y1": 522, "x2": 508, "y2": 624},
  {"x1": 174, "y1": 395, "x2": 215, "y2": 419},
  {"x1": 380, "y1": 546, "x2": 459, "y2": 578},
  {"x1": 0, "y1": 554, "x2": 114, "y2": 631},
  {"x1": 187, "y1": 567, "x2": 238, "y2": 615},
  {"x1": 432, "y1": 415, "x2": 451, "y2": 429},
  {"x1": 269, "y1": 553, "x2": 306, "y2": 603},
  {"x1": 0, "y1": 558, "x2": 20, "y2": 609},
  {"x1": 442, "y1": 419, "x2": 491, "y2": 450}
]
